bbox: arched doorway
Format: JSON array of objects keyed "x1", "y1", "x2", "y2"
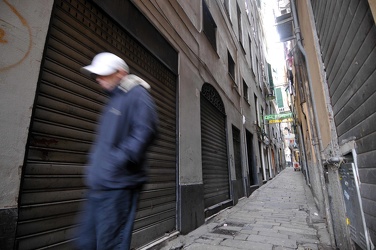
[{"x1": 200, "y1": 83, "x2": 230, "y2": 216}]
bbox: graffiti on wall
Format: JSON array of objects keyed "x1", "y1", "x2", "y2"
[{"x1": 0, "y1": 0, "x2": 32, "y2": 72}]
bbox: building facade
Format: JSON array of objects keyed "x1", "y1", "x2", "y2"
[
  {"x1": 0, "y1": 0, "x2": 284, "y2": 249},
  {"x1": 278, "y1": 0, "x2": 376, "y2": 249}
]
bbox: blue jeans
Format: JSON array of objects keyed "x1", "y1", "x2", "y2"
[{"x1": 75, "y1": 188, "x2": 141, "y2": 250}]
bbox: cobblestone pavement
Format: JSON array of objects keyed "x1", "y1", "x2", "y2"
[{"x1": 153, "y1": 168, "x2": 335, "y2": 250}]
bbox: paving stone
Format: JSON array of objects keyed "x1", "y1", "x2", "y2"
[
  {"x1": 214, "y1": 226, "x2": 241, "y2": 233},
  {"x1": 279, "y1": 223, "x2": 314, "y2": 231},
  {"x1": 188, "y1": 222, "x2": 218, "y2": 237},
  {"x1": 312, "y1": 223, "x2": 327, "y2": 230},
  {"x1": 234, "y1": 233, "x2": 249, "y2": 240},
  {"x1": 183, "y1": 242, "x2": 234, "y2": 250},
  {"x1": 247, "y1": 225, "x2": 274, "y2": 231},
  {"x1": 246, "y1": 234, "x2": 297, "y2": 248},
  {"x1": 295, "y1": 237, "x2": 320, "y2": 245},
  {"x1": 273, "y1": 226, "x2": 317, "y2": 235},
  {"x1": 221, "y1": 239, "x2": 273, "y2": 250},
  {"x1": 257, "y1": 230, "x2": 289, "y2": 239},
  {"x1": 297, "y1": 243, "x2": 319, "y2": 250},
  {"x1": 274, "y1": 246, "x2": 295, "y2": 250},
  {"x1": 195, "y1": 236, "x2": 223, "y2": 245},
  {"x1": 239, "y1": 228, "x2": 259, "y2": 235},
  {"x1": 254, "y1": 221, "x2": 281, "y2": 227},
  {"x1": 205, "y1": 232, "x2": 234, "y2": 239},
  {"x1": 288, "y1": 233, "x2": 319, "y2": 241},
  {"x1": 158, "y1": 169, "x2": 334, "y2": 250}
]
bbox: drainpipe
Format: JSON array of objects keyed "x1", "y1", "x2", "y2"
[{"x1": 290, "y1": 0, "x2": 335, "y2": 246}]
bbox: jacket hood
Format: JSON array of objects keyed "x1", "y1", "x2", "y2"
[{"x1": 119, "y1": 74, "x2": 151, "y2": 93}]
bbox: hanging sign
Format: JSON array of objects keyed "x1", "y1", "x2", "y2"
[
  {"x1": 263, "y1": 112, "x2": 293, "y2": 120},
  {"x1": 268, "y1": 118, "x2": 294, "y2": 124}
]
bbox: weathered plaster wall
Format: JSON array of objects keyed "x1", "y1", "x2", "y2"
[
  {"x1": 178, "y1": 52, "x2": 203, "y2": 185},
  {"x1": 136, "y1": 0, "x2": 263, "y2": 187},
  {"x1": 295, "y1": 0, "x2": 353, "y2": 248},
  {"x1": 0, "y1": 0, "x2": 53, "y2": 211},
  {"x1": 0, "y1": 1, "x2": 53, "y2": 248},
  {"x1": 297, "y1": 1, "x2": 331, "y2": 150}
]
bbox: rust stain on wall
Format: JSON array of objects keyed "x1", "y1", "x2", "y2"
[
  {"x1": 0, "y1": 28, "x2": 7, "y2": 43},
  {"x1": 0, "y1": 0, "x2": 32, "y2": 72}
]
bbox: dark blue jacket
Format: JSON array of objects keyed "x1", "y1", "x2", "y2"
[{"x1": 86, "y1": 78, "x2": 158, "y2": 190}]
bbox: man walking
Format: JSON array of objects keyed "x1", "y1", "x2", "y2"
[{"x1": 75, "y1": 52, "x2": 158, "y2": 249}]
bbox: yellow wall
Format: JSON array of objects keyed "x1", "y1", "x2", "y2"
[
  {"x1": 369, "y1": 0, "x2": 376, "y2": 23},
  {"x1": 296, "y1": 0, "x2": 332, "y2": 150}
]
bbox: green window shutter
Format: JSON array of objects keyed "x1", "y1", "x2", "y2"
[
  {"x1": 275, "y1": 88, "x2": 283, "y2": 108},
  {"x1": 267, "y1": 63, "x2": 274, "y2": 88}
]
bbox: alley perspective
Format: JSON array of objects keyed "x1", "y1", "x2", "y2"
[
  {"x1": 156, "y1": 168, "x2": 332, "y2": 250},
  {"x1": 1, "y1": 0, "x2": 376, "y2": 250}
]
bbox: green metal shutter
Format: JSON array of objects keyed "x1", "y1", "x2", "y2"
[{"x1": 275, "y1": 87, "x2": 284, "y2": 108}]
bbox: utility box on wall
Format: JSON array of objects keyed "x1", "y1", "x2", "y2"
[{"x1": 339, "y1": 162, "x2": 370, "y2": 249}]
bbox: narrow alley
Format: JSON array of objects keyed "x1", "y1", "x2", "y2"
[
  {"x1": 155, "y1": 168, "x2": 333, "y2": 250},
  {"x1": 2, "y1": 1, "x2": 376, "y2": 249}
]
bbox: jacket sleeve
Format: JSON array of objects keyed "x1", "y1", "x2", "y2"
[{"x1": 108, "y1": 88, "x2": 158, "y2": 168}]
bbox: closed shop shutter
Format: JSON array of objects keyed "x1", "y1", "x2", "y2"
[
  {"x1": 311, "y1": 0, "x2": 376, "y2": 244},
  {"x1": 15, "y1": 0, "x2": 177, "y2": 249},
  {"x1": 200, "y1": 83, "x2": 230, "y2": 211}
]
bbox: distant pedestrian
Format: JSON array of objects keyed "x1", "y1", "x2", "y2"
[{"x1": 75, "y1": 52, "x2": 158, "y2": 250}]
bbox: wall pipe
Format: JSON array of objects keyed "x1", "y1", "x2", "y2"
[{"x1": 290, "y1": 0, "x2": 335, "y2": 246}]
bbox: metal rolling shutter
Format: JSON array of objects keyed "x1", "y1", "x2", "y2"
[
  {"x1": 311, "y1": 0, "x2": 376, "y2": 244},
  {"x1": 16, "y1": 0, "x2": 177, "y2": 249},
  {"x1": 200, "y1": 83, "x2": 230, "y2": 210}
]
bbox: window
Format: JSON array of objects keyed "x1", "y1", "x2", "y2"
[
  {"x1": 243, "y1": 80, "x2": 249, "y2": 102},
  {"x1": 255, "y1": 56, "x2": 259, "y2": 84},
  {"x1": 275, "y1": 88, "x2": 284, "y2": 108},
  {"x1": 248, "y1": 35, "x2": 253, "y2": 67},
  {"x1": 237, "y1": 3, "x2": 243, "y2": 44},
  {"x1": 256, "y1": 0, "x2": 261, "y2": 8},
  {"x1": 203, "y1": 0, "x2": 217, "y2": 51},
  {"x1": 224, "y1": 0, "x2": 230, "y2": 17},
  {"x1": 296, "y1": 51, "x2": 307, "y2": 103},
  {"x1": 267, "y1": 63, "x2": 274, "y2": 89},
  {"x1": 252, "y1": 13, "x2": 256, "y2": 38},
  {"x1": 251, "y1": 42, "x2": 257, "y2": 77},
  {"x1": 254, "y1": 94, "x2": 259, "y2": 126},
  {"x1": 228, "y1": 51, "x2": 235, "y2": 81},
  {"x1": 261, "y1": 61, "x2": 266, "y2": 85}
]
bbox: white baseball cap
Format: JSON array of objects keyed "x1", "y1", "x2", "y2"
[{"x1": 80, "y1": 52, "x2": 129, "y2": 77}]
